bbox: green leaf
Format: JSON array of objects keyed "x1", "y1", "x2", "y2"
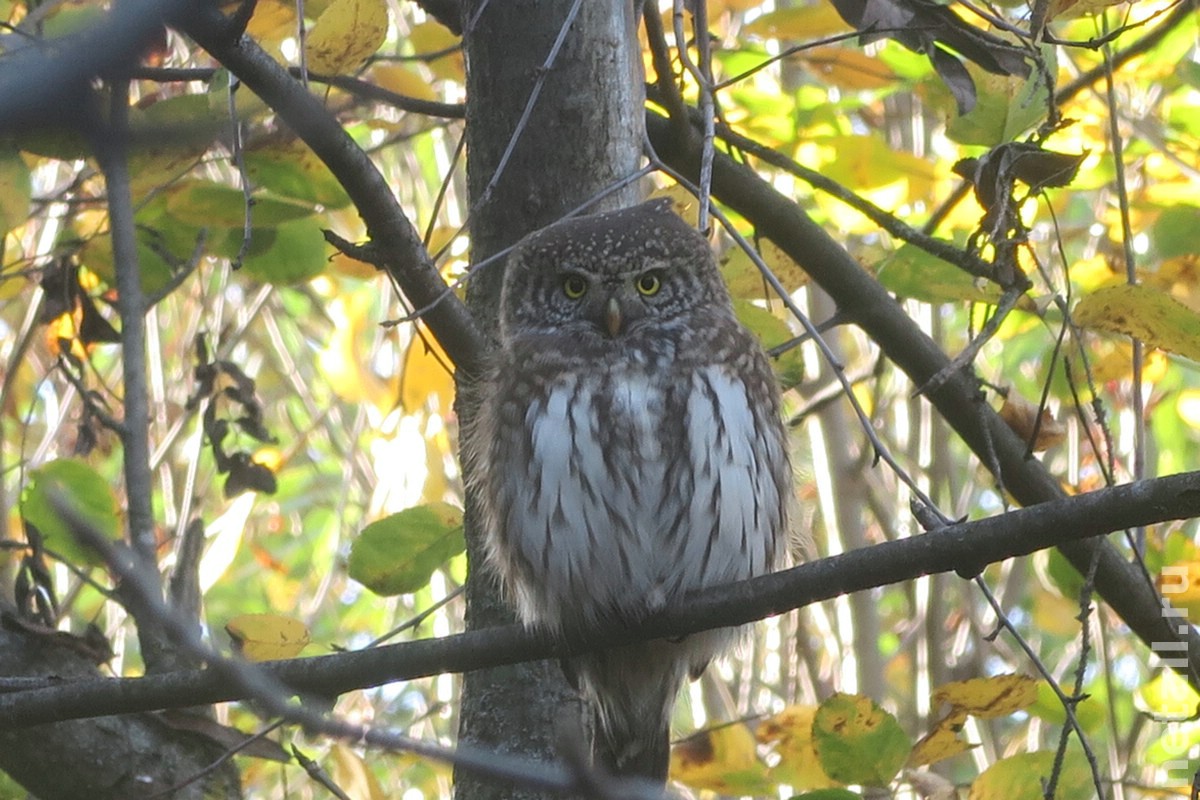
[
  {"x1": 0, "y1": 148, "x2": 31, "y2": 236},
  {"x1": 968, "y1": 749, "x2": 1093, "y2": 800},
  {"x1": 20, "y1": 458, "x2": 121, "y2": 567},
  {"x1": 348, "y1": 503, "x2": 465, "y2": 596},
  {"x1": 943, "y1": 49, "x2": 1054, "y2": 147},
  {"x1": 733, "y1": 301, "x2": 804, "y2": 391},
  {"x1": 244, "y1": 142, "x2": 353, "y2": 209},
  {"x1": 164, "y1": 180, "x2": 317, "y2": 228},
  {"x1": 812, "y1": 693, "x2": 910, "y2": 787},
  {"x1": 792, "y1": 791, "x2": 864, "y2": 800},
  {"x1": 237, "y1": 218, "x2": 330, "y2": 284},
  {"x1": 1073, "y1": 283, "x2": 1200, "y2": 362},
  {"x1": 876, "y1": 244, "x2": 1001, "y2": 305},
  {"x1": 1152, "y1": 205, "x2": 1200, "y2": 260}
]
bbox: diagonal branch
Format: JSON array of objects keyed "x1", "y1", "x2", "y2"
[
  {"x1": 172, "y1": 0, "x2": 488, "y2": 377},
  {"x1": 1, "y1": 471, "x2": 1197, "y2": 728},
  {"x1": 645, "y1": 108, "x2": 1200, "y2": 689}
]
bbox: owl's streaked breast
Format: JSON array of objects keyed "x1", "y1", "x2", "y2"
[{"x1": 483, "y1": 357, "x2": 784, "y2": 633}]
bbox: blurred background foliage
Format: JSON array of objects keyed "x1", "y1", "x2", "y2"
[{"x1": 1, "y1": 0, "x2": 1199, "y2": 796}]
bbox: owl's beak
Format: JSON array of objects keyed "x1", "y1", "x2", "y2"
[{"x1": 605, "y1": 296, "x2": 622, "y2": 337}]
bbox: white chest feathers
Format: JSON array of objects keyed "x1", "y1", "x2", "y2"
[{"x1": 501, "y1": 363, "x2": 785, "y2": 632}]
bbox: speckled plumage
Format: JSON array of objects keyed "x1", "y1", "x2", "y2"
[{"x1": 466, "y1": 199, "x2": 790, "y2": 781}]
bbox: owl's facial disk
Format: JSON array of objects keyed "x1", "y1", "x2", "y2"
[{"x1": 571, "y1": 278, "x2": 655, "y2": 339}]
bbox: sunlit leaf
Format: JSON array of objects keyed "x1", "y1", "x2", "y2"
[
  {"x1": 348, "y1": 503, "x2": 465, "y2": 596},
  {"x1": 812, "y1": 693, "x2": 910, "y2": 786},
  {"x1": 757, "y1": 705, "x2": 840, "y2": 790},
  {"x1": 723, "y1": 239, "x2": 809, "y2": 299},
  {"x1": 402, "y1": 325, "x2": 455, "y2": 411},
  {"x1": 875, "y1": 244, "x2": 1000, "y2": 305},
  {"x1": 20, "y1": 458, "x2": 121, "y2": 567},
  {"x1": 908, "y1": 710, "x2": 972, "y2": 766},
  {"x1": 305, "y1": 0, "x2": 389, "y2": 74},
  {"x1": 1178, "y1": 390, "x2": 1200, "y2": 430},
  {"x1": 1136, "y1": 670, "x2": 1200, "y2": 720},
  {"x1": 944, "y1": 60, "x2": 1052, "y2": 146},
  {"x1": 933, "y1": 674, "x2": 1038, "y2": 717},
  {"x1": 670, "y1": 723, "x2": 772, "y2": 795},
  {"x1": 733, "y1": 301, "x2": 804, "y2": 391},
  {"x1": 743, "y1": 4, "x2": 854, "y2": 39},
  {"x1": 245, "y1": 0, "x2": 295, "y2": 42},
  {"x1": 319, "y1": 291, "x2": 400, "y2": 411},
  {"x1": 372, "y1": 64, "x2": 439, "y2": 102},
  {"x1": 1073, "y1": 283, "x2": 1200, "y2": 362},
  {"x1": 797, "y1": 47, "x2": 897, "y2": 91},
  {"x1": 200, "y1": 493, "x2": 256, "y2": 593},
  {"x1": 1045, "y1": 0, "x2": 1130, "y2": 21},
  {"x1": 967, "y1": 749, "x2": 1093, "y2": 800},
  {"x1": 226, "y1": 613, "x2": 311, "y2": 661}
]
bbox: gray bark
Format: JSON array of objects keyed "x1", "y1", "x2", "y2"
[
  {"x1": 456, "y1": 3, "x2": 644, "y2": 798},
  {"x1": 0, "y1": 623, "x2": 240, "y2": 800}
]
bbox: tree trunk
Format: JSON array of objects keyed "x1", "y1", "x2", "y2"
[{"x1": 455, "y1": 3, "x2": 644, "y2": 798}]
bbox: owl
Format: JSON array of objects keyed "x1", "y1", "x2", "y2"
[{"x1": 466, "y1": 198, "x2": 790, "y2": 782}]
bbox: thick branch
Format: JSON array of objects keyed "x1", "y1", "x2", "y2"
[
  {"x1": 646, "y1": 109, "x2": 1200, "y2": 688},
  {"x1": 2, "y1": 472, "x2": 1197, "y2": 728},
  {"x1": 173, "y1": 1, "x2": 487, "y2": 377}
]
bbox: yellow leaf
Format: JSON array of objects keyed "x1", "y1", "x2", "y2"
[
  {"x1": 371, "y1": 64, "x2": 438, "y2": 102},
  {"x1": 330, "y1": 743, "x2": 388, "y2": 800},
  {"x1": 756, "y1": 705, "x2": 840, "y2": 790},
  {"x1": 796, "y1": 47, "x2": 897, "y2": 91},
  {"x1": 1136, "y1": 670, "x2": 1200, "y2": 720},
  {"x1": 1073, "y1": 283, "x2": 1200, "y2": 362},
  {"x1": 318, "y1": 292, "x2": 400, "y2": 412},
  {"x1": 401, "y1": 324, "x2": 455, "y2": 412},
  {"x1": 409, "y1": 21, "x2": 464, "y2": 83},
  {"x1": 1044, "y1": 0, "x2": 1129, "y2": 20},
  {"x1": 933, "y1": 674, "x2": 1039, "y2": 718},
  {"x1": 1178, "y1": 390, "x2": 1200, "y2": 430},
  {"x1": 909, "y1": 710, "x2": 973, "y2": 767},
  {"x1": 670, "y1": 723, "x2": 772, "y2": 795},
  {"x1": 722, "y1": 239, "x2": 809, "y2": 299},
  {"x1": 244, "y1": 0, "x2": 295, "y2": 42},
  {"x1": 225, "y1": 613, "x2": 311, "y2": 661},
  {"x1": 1086, "y1": 342, "x2": 1169, "y2": 385},
  {"x1": 305, "y1": 0, "x2": 389, "y2": 74},
  {"x1": 743, "y1": 3, "x2": 853, "y2": 39},
  {"x1": 1159, "y1": 560, "x2": 1200, "y2": 620}
]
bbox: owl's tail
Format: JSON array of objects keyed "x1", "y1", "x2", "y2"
[
  {"x1": 568, "y1": 638, "x2": 712, "y2": 785},
  {"x1": 591, "y1": 701, "x2": 672, "y2": 782}
]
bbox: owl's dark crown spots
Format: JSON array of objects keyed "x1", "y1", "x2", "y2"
[{"x1": 517, "y1": 198, "x2": 711, "y2": 272}]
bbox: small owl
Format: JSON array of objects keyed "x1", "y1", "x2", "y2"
[{"x1": 466, "y1": 198, "x2": 790, "y2": 782}]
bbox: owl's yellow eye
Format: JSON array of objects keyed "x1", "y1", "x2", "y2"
[
  {"x1": 635, "y1": 271, "x2": 662, "y2": 296},
  {"x1": 562, "y1": 275, "x2": 588, "y2": 299}
]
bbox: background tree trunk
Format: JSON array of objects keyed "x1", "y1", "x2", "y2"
[{"x1": 455, "y1": 3, "x2": 644, "y2": 798}]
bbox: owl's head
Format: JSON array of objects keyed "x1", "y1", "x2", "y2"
[{"x1": 498, "y1": 199, "x2": 732, "y2": 344}]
